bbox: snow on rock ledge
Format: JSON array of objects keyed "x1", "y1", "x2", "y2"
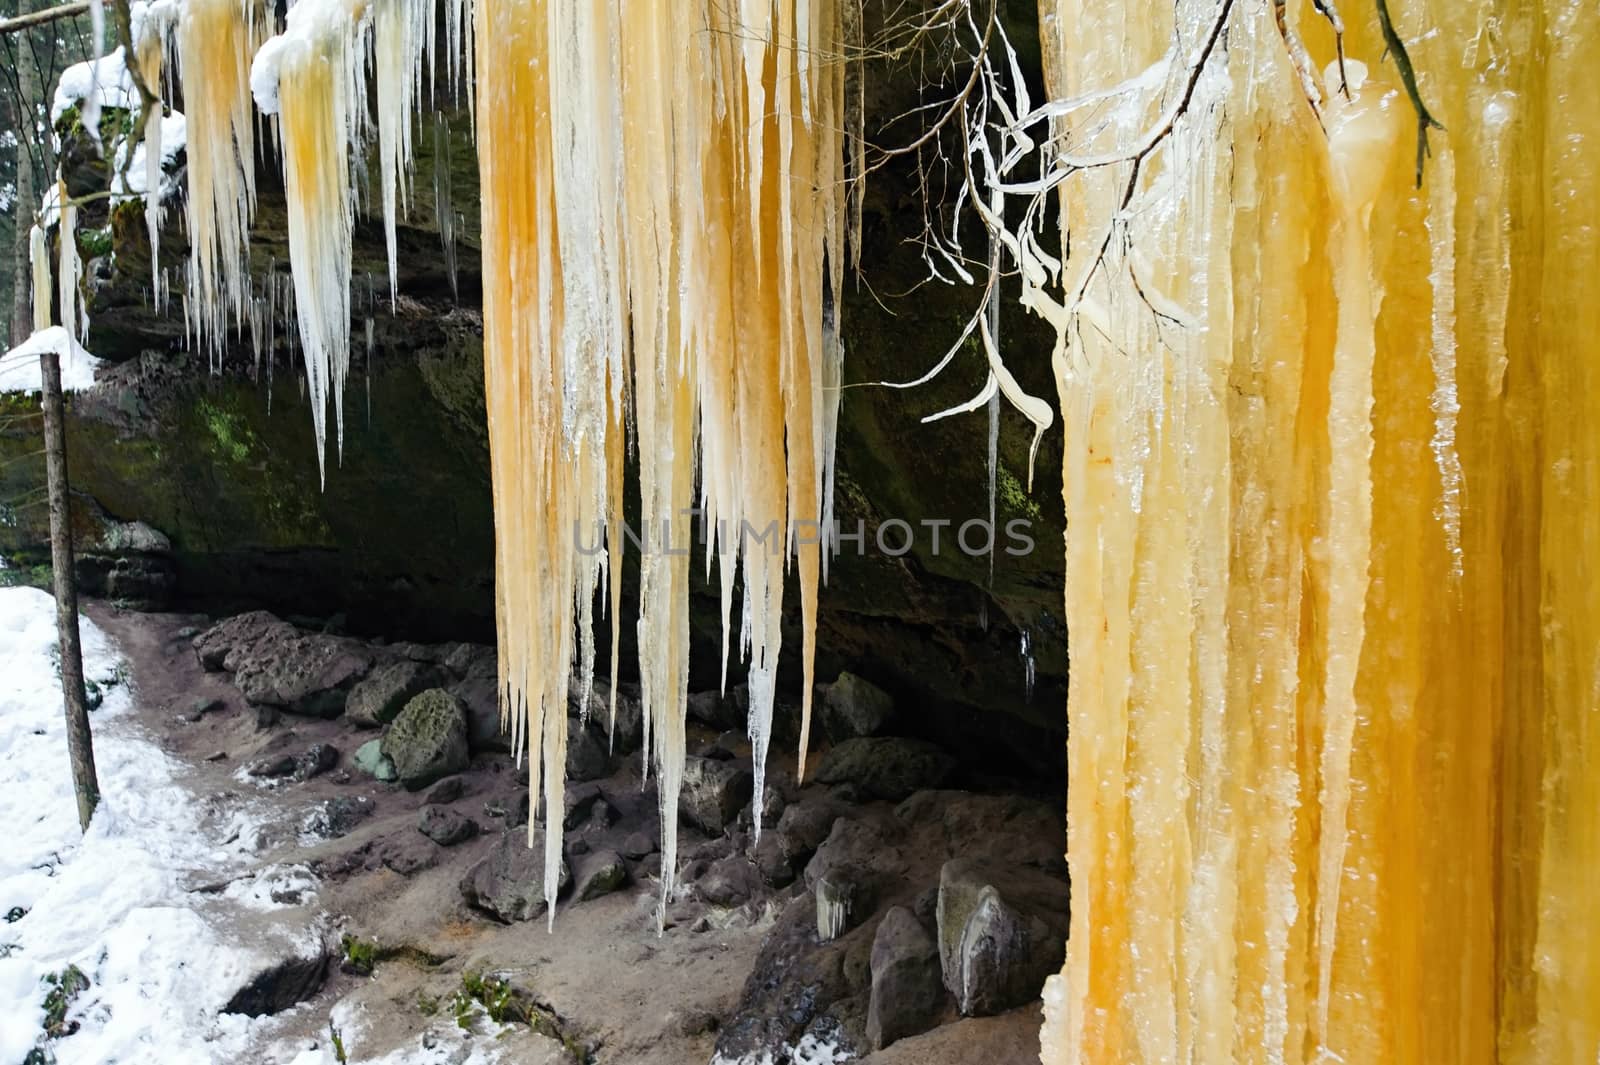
[{"x1": 0, "y1": 327, "x2": 104, "y2": 394}]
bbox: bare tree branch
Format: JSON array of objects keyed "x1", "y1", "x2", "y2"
[{"x1": 0, "y1": 1, "x2": 89, "y2": 36}]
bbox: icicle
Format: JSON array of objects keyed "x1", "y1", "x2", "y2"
[
  {"x1": 815, "y1": 877, "x2": 850, "y2": 942},
  {"x1": 1037, "y1": 1, "x2": 1600, "y2": 1060},
  {"x1": 462, "y1": 0, "x2": 847, "y2": 924},
  {"x1": 371, "y1": 0, "x2": 428, "y2": 296},
  {"x1": 57, "y1": 186, "x2": 82, "y2": 344},
  {"x1": 1019, "y1": 627, "x2": 1034, "y2": 703},
  {"x1": 364, "y1": 273, "x2": 374, "y2": 428},
  {"x1": 30, "y1": 225, "x2": 51, "y2": 334},
  {"x1": 1425, "y1": 139, "x2": 1463, "y2": 580},
  {"x1": 433, "y1": 113, "x2": 459, "y2": 303},
  {"x1": 252, "y1": 0, "x2": 370, "y2": 481},
  {"x1": 175, "y1": 0, "x2": 265, "y2": 354}
]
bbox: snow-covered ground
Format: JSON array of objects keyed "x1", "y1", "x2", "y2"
[{"x1": 0, "y1": 589, "x2": 506, "y2": 1065}]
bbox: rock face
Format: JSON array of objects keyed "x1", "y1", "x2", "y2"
[
  {"x1": 813, "y1": 737, "x2": 956, "y2": 800},
  {"x1": 347, "y1": 660, "x2": 442, "y2": 727},
  {"x1": 935, "y1": 858, "x2": 1069, "y2": 1016},
  {"x1": 461, "y1": 829, "x2": 572, "y2": 922},
  {"x1": 76, "y1": 518, "x2": 178, "y2": 608},
  {"x1": 678, "y1": 756, "x2": 753, "y2": 835},
  {"x1": 866, "y1": 906, "x2": 944, "y2": 1050},
  {"x1": 821, "y1": 672, "x2": 895, "y2": 740},
  {"x1": 381, "y1": 689, "x2": 470, "y2": 790}
]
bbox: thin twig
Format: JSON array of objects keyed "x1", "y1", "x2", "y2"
[
  {"x1": 1313, "y1": 0, "x2": 1350, "y2": 98},
  {"x1": 1375, "y1": 0, "x2": 1444, "y2": 186},
  {"x1": 1063, "y1": 0, "x2": 1235, "y2": 318},
  {"x1": 863, "y1": 0, "x2": 995, "y2": 175}
]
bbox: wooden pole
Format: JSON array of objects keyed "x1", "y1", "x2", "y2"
[{"x1": 39, "y1": 346, "x2": 100, "y2": 831}]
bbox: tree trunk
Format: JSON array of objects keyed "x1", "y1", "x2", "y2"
[
  {"x1": 12, "y1": 0, "x2": 38, "y2": 346},
  {"x1": 40, "y1": 346, "x2": 100, "y2": 831}
]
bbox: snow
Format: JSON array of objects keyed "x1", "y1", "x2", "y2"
[
  {"x1": 112, "y1": 111, "x2": 189, "y2": 199},
  {"x1": 0, "y1": 589, "x2": 514, "y2": 1065},
  {"x1": 50, "y1": 48, "x2": 138, "y2": 126},
  {"x1": 0, "y1": 588, "x2": 273, "y2": 1064},
  {"x1": 711, "y1": 1032, "x2": 855, "y2": 1065},
  {"x1": 249, "y1": 34, "x2": 291, "y2": 115},
  {"x1": 0, "y1": 328, "x2": 104, "y2": 394}
]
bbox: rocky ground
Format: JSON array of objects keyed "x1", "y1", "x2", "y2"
[{"x1": 85, "y1": 601, "x2": 1068, "y2": 1064}]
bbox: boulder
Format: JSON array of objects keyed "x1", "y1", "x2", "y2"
[
  {"x1": 603, "y1": 682, "x2": 645, "y2": 751},
  {"x1": 247, "y1": 754, "x2": 297, "y2": 779},
  {"x1": 936, "y1": 858, "x2": 1069, "y2": 1016},
  {"x1": 450, "y1": 672, "x2": 510, "y2": 752},
  {"x1": 461, "y1": 829, "x2": 572, "y2": 922},
  {"x1": 424, "y1": 777, "x2": 466, "y2": 805},
  {"x1": 194, "y1": 611, "x2": 295, "y2": 672},
  {"x1": 573, "y1": 849, "x2": 628, "y2": 901},
  {"x1": 560, "y1": 782, "x2": 612, "y2": 831},
  {"x1": 293, "y1": 743, "x2": 339, "y2": 781},
  {"x1": 805, "y1": 819, "x2": 895, "y2": 942},
  {"x1": 302, "y1": 796, "x2": 376, "y2": 839},
  {"x1": 687, "y1": 689, "x2": 741, "y2": 730},
  {"x1": 620, "y1": 827, "x2": 659, "y2": 860},
  {"x1": 381, "y1": 689, "x2": 470, "y2": 790},
  {"x1": 866, "y1": 906, "x2": 944, "y2": 1050},
  {"x1": 821, "y1": 672, "x2": 895, "y2": 741},
  {"x1": 443, "y1": 642, "x2": 495, "y2": 678},
  {"x1": 418, "y1": 806, "x2": 478, "y2": 846},
  {"x1": 566, "y1": 722, "x2": 611, "y2": 782},
  {"x1": 679, "y1": 756, "x2": 753, "y2": 835},
  {"x1": 751, "y1": 832, "x2": 796, "y2": 888},
  {"x1": 813, "y1": 737, "x2": 955, "y2": 801},
  {"x1": 232, "y1": 629, "x2": 374, "y2": 718},
  {"x1": 352, "y1": 738, "x2": 397, "y2": 782},
  {"x1": 178, "y1": 695, "x2": 224, "y2": 722},
  {"x1": 711, "y1": 895, "x2": 862, "y2": 1064},
  {"x1": 380, "y1": 837, "x2": 440, "y2": 876},
  {"x1": 697, "y1": 855, "x2": 760, "y2": 907},
  {"x1": 346, "y1": 660, "x2": 442, "y2": 727},
  {"x1": 774, "y1": 799, "x2": 842, "y2": 867}
]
